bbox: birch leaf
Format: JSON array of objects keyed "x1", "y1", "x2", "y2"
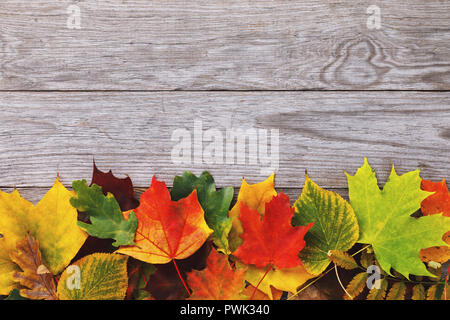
[
  {"x1": 293, "y1": 175, "x2": 359, "y2": 275},
  {"x1": 57, "y1": 253, "x2": 128, "y2": 300}
]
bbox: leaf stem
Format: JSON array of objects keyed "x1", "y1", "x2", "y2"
[
  {"x1": 335, "y1": 264, "x2": 353, "y2": 299},
  {"x1": 445, "y1": 263, "x2": 449, "y2": 301},
  {"x1": 250, "y1": 263, "x2": 272, "y2": 300},
  {"x1": 172, "y1": 259, "x2": 191, "y2": 297}
]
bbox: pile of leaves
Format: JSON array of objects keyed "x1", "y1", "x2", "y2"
[{"x1": 0, "y1": 159, "x2": 449, "y2": 300}]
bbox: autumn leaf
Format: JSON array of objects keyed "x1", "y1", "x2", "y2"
[
  {"x1": 420, "y1": 179, "x2": 450, "y2": 263},
  {"x1": 346, "y1": 158, "x2": 450, "y2": 278},
  {"x1": 9, "y1": 234, "x2": 57, "y2": 300},
  {"x1": 242, "y1": 285, "x2": 283, "y2": 300},
  {"x1": 57, "y1": 253, "x2": 128, "y2": 300},
  {"x1": 0, "y1": 189, "x2": 34, "y2": 295},
  {"x1": 171, "y1": 171, "x2": 234, "y2": 254},
  {"x1": 126, "y1": 258, "x2": 155, "y2": 300},
  {"x1": 233, "y1": 192, "x2": 313, "y2": 269},
  {"x1": 187, "y1": 249, "x2": 246, "y2": 300},
  {"x1": 228, "y1": 174, "x2": 277, "y2": 252},
  {"x1": 241, "y1": 262, "x2": 315, "y2": 300},
  {"x1": 71, "y1": 180, "x2": 138, "y2": 247},
  {"x1": 145, "y1": 241, "x2": 212, "y2": 300},
  {"x1": 29, "y1": 179, "x2": 88, "y2": 275},
  {"x1": 91, "y1": 162, "x2": 139, "y2": 211},
  {"x1": 0, "y1": 178, "x2": 87, "y2": 295},
  {"x1": 4, "y1": 289, "x2": 28, "y2": 300},
  {"x1": 293, "y1": 175, "x2": 359, "y2": 275},
  {"x1": 117, "y1": 176, "x2": 213, "y2": 264}
]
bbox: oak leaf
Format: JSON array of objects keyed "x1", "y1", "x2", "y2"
[
  {"x1": 233, "y1": 192, "x2": 313, "y2": 269},
  {"x1": 71, "y1": 180, "x2": 138, "y2": 247},
  {"x1": 346, "y1": 158, "x2": 450, "y2": 278},
  {"x1": 187, "y1": 249, "x2": 246, "y2": 300},
  {"x1": 419, "y1": 179, "x2": 450, "y2": 263},
  {"x1": 228, "y1": 174, "x2": 277, "y2": 252},
  {"x1": 171, "y1": 171, "x2": 234, "y2": 254},
  {"x1": 117, "y1": 176, "x2": 213, "y2": 264},
  {"x1": 9, "y1": 234, "x2": 57, "y2": 300},
  {"x1": 57, "y1": 253, "x2": 128, "y2": 300}
]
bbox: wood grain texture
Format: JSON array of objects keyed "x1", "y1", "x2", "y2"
[
  {"x1": 0, "y1": 0, "x2": 449, "y2": 90},
  {"x1": 1, "y1": 187, "x2": 346, "y2": 207},
  {"x1": 0, "y1": 91, "x2": 448, "y2": 189}
]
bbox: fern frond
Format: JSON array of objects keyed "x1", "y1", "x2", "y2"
[
  {"x1": 411, "y1": 284, "x2": 426, "y2": 300},
  {"x1": 366, "y1": 278, "x2": 388, "y2": 300},
  {"x1": 344, "y1": 272, "x2": 368, "y2": 300},
  {"x1": 386, "y1": 282, "x2": 406, "y2": 300}
]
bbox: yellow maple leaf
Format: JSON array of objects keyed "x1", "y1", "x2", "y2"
[
  {"x1": 0, "y1": 190, "x2": 34, "y2": 295},
  {"x1": 237, "y1": 261, "x2": 315, "y2": 300},
  {"x1": 228, "y1": 173, "x2": 277, "y2": 252},
  {"x1": 0, "y1": 179, "x2": 87, "y2": 294}
]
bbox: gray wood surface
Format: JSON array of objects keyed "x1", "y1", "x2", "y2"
[
  {"x1": 0, "y1": 0, "x2": 449, "y2": 90},
  {"x1": 0, "y1": 91, "x2": 448, "y2": 191}
]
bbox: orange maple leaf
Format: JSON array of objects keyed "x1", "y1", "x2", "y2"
[
  {"x1": 420, "y1": 179, "x2": 450, "y2": 263},
  {"x1": 118, "y1": 176, "x2": 213, "y2": 264},
  {"x1": 187, "y1": 249, "x2": 246, "y2": 300},
  {"x1": 233, "y1": 192, "x2": 313, "y2": 269}
]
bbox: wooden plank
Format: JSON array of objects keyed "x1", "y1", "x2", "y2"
[
  {"x1": 0, "y1": 0, "x2": 449, "y2": 90},
  {"x1": 1, "y1": 187, "x2": 348, "y2": 206},
  {"x1": 0, "y1": 91, "x2": 448, "y2": 189}
]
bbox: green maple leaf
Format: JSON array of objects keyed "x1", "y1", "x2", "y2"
[
  {"x1": 346, "y1": 158, "x2": 450, "y2": 278},
  {"x1": 170, "y1": 171, "x2": 234, "y2": 254},
  {"x1": 70, "y1": 180, "x2": 137, "y2": 247},
  {"x1": 293, "y1": 175, "x2": 359, "y2": 275}
]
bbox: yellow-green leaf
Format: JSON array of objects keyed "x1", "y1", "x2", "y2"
[
  {"x1": 57, "y1": 253, "x2": 128, "y2": 300},
  {"x1": 293, "y1": 175, "x2": 359, "y2": 275},
  {"x1": 347, "y1": 158, "x2": 450, "y2": 278}
]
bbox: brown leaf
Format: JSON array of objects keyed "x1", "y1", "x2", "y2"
[{"x1": 9, "y1": 234, "x2": 58, "y2": 300}]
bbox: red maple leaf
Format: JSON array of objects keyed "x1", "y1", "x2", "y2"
[
  {"x1": 233, "y1": 192, "x2": 313, "y2": 269},
  {"x1": 421, "y1": 179, "x2": 450, "y2": 217}
]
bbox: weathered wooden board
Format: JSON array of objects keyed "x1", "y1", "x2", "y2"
[
  {"x1": 0, "y1": 0, "x2": 449, "y2": 90},
  {"x1": 1, "y1": 187, "x2": 348, "y2": 206},
  {"x1": 0, "y1": 91, "x2": 448, "y2": 189}
]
